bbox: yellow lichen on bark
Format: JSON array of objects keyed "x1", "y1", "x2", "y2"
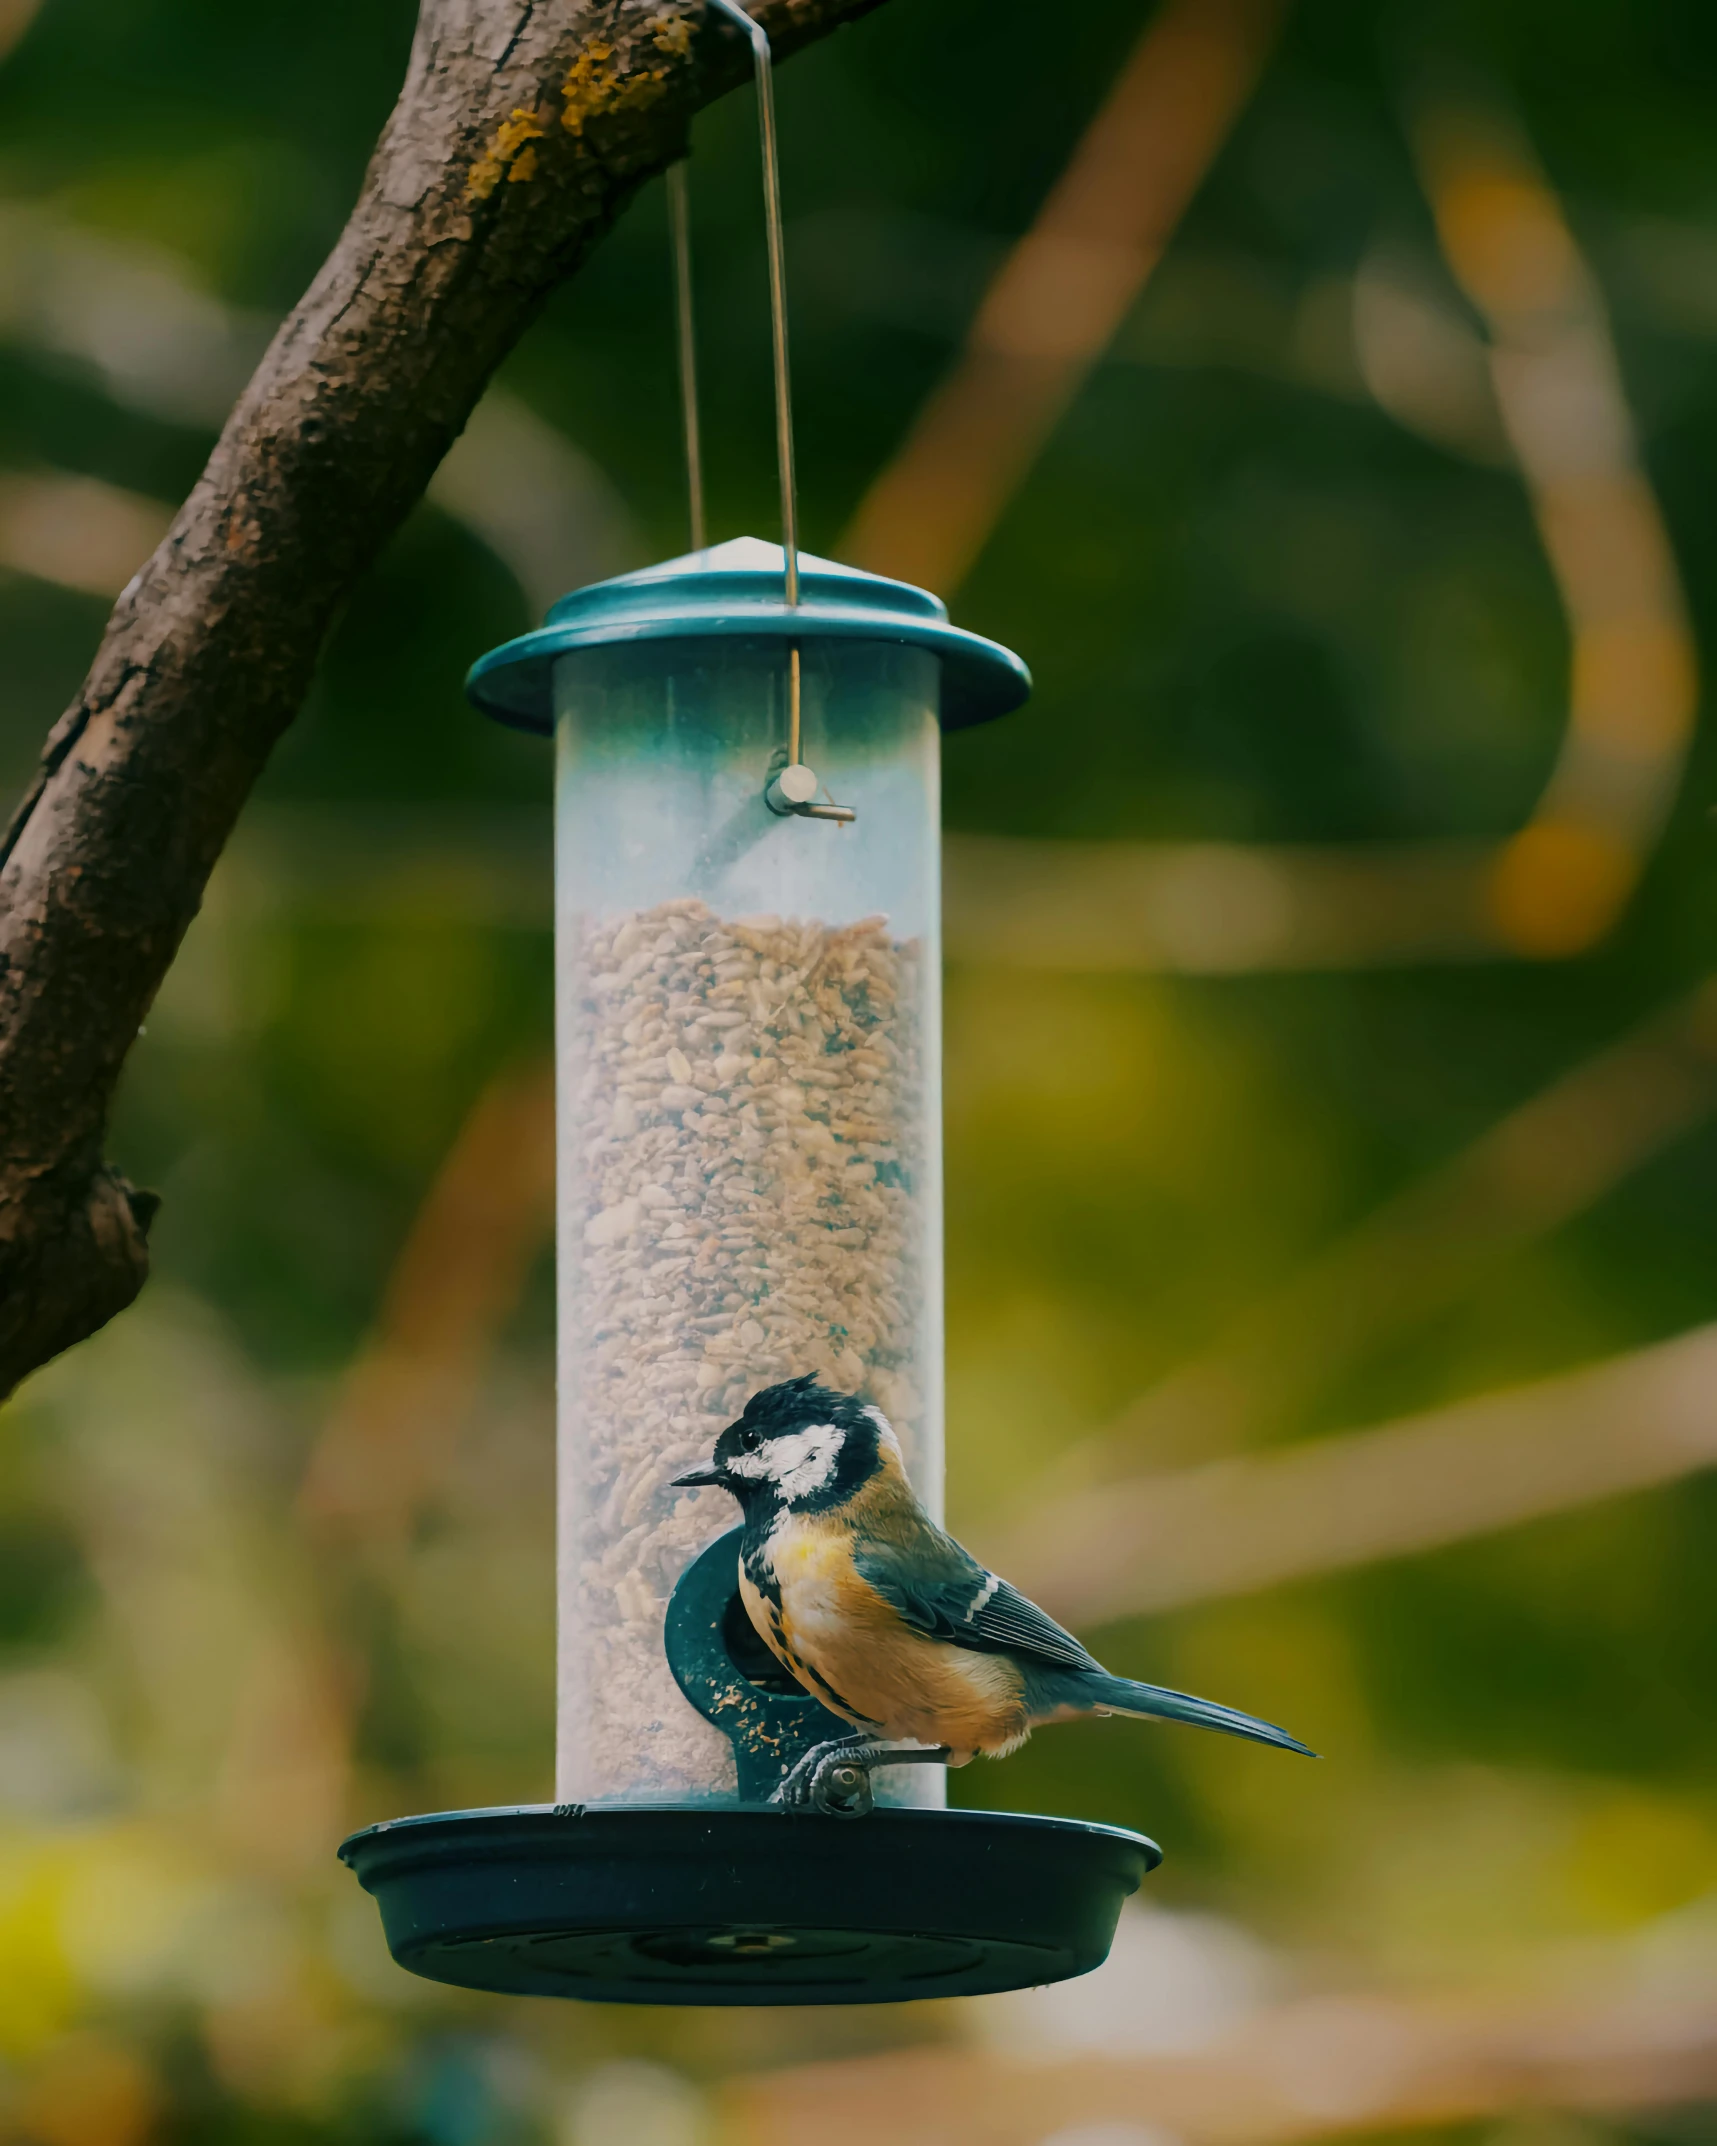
[
  {"x1": 556, "y1": 20, "x2": 693, "y2": 144},
  {"x1": 467, "y1": 107, "x2": 548, "y2": 201},
  {"x1": 561, "y1": 41, "x2": 619, "y2": 135},
  {"x1": 459, "y1": 16, "x2": 698, "y2": 201}
]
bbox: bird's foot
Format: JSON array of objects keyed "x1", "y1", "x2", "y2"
[
  {"x1": 770, "y1": 1736, "x2": 864, "y2": 1812},
  {"x1": 771, "y1": 1739, "x2": 953, "y2": 1819}
]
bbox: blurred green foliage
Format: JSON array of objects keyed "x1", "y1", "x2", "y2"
[{"x1": 2, "y1": 0, "x2": 1717, "y2": 2140}]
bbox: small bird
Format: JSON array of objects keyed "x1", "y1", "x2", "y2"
[{"x1": 673, "y1": 1376, "x2": 1313, "y2": 1802}]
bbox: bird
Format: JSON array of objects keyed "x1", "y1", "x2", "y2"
[{"x1": 672, "y1": 1375, "x2": 1314, "y2": 1806}]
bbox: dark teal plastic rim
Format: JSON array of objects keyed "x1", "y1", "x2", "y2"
[
  {"x1": 464, "y1": 537, "x2": 1032, "y2": 737},
  {"x1": 338, "y1": 1803, "x2": 1160, "y2": 2006}
]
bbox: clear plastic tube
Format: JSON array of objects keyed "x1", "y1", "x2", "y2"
[{"x1": 552, "y1": 635, "x2": 944, "y2": 1806}]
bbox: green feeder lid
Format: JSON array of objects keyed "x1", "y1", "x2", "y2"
[{"x1": 465, "y1": 536, "x2": 1031, "y2": 736}]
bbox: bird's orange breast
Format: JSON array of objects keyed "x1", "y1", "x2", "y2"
[{"x1": 739, "y1": 1511, "x2": 1030, "y2": 1762}]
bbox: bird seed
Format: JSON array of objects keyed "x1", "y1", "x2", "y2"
[{"x1": 557, "y1": 897, "x2": 930, "y2": 1803}]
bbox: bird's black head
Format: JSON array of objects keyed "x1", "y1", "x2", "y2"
[{"x1": 671, "y1": 1376, "x2": 895, "y2": 1517}]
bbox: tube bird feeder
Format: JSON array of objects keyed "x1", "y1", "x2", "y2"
[
  {"x1": 487, "y1": 537, "x2": 1014, "y2": 1815},
  {"x1": 339, "y1": 0, "x2": 1158, "y2": 2003},
  {"x1": 337, "y1": 539, "x2": 1159, "y2": 2002}
]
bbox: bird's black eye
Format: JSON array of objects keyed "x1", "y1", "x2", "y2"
[{"x1": 738, "y1": 1426, "x2": 762, "y2": 1453}]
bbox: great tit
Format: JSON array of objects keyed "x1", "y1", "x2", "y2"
[{"x1": 673, "y1": 1376, "x2": 1314, "y2": 1804}]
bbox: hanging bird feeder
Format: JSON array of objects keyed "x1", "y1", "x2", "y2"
[{"x1": 339, "y1": 0, "x2": 1159, "y2": 2004}]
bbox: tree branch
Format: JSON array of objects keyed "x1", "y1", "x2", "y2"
[{"x1": 0, "y1": 0, "x2": 888, "y2": 1401}]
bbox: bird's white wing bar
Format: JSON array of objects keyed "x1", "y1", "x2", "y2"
[
  {"x1": 963, "y1": 1571, "x2": 1002, "y2": 1620},
  {"x1": 853, "y1": 1529, "x2": 1102, "y2": 1675},
  {"x1": 960, "y1": 1579, "x2": 1101, "y2": 1671}
]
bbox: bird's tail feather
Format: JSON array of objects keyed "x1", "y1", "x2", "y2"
[{"x1": 1086, "y1": 1673, "x2": 1316, "y2": 1757}]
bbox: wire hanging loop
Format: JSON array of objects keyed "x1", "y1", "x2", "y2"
[
  {"x1": 705, "y1": 0, "x2": 797, "y2": 602},
  {"x1": 705, "y1": 0, "x2": 855, "y2": 825}
]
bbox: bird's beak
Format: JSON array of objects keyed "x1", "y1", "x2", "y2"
[{"x1": 672, "y1": 1461, "x2": 725, "y2": 1489}]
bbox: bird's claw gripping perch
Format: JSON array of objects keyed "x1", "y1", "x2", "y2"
[
  {"x1": 805, "y1": 1743, "x2": 951, "y2": 1818},
  {"x1": 771, "y1": 1738, "x2": 951, "y2": 1818}
]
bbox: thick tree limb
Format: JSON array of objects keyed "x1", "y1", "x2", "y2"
[{"x1": 0, "y1": 0, "x2": 887, "y2": 1401}]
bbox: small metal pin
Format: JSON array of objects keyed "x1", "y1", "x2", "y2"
[
  {"x1": 765, "y1": 762, "x2": 819, "y2": 811},
  {"x1": 764, "y1": 758, "x2": 856, "y2": 824},
  {"x1": 761, "y1": 647, "x2": 855, "y2": 821}
]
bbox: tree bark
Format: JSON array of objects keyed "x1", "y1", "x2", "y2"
[{"x1": 0, "y1": 0, "x2": 887, "y2": 1401}]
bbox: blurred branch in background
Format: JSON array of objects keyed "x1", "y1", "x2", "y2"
[
  {"x1": 0, "y1": 396, "x2": 635, "y2": 613},
  {"x1": 725, "y1": 1927, "x2": 1717, "y2": 2146},
  {"x1": 841, "y1": 0, "x2": 1289, "y2": 592},
  {"x1": 0, "y1": 472, "x2": 171, "y2": 601},
  {"x1": 0, "y1": 0, "x2": 40, "y2": 60},
  {"x1": 1013, "y1": 975, "x2": 1717, "y2": 1482},
  {"x1": 848, "y1": 50, "x2": 1694, "y2": 972},
  {"x1": 19, "y1": 1299, "x2": 424, "y2": 2085},
  {"x1": 1408, "y1": 93, "x2": 1698, "y2": 959},
  {"x1": 945, "y1": 834, "x2": 1498, "y2": 970},
  {"x1": 429, "y1": 395, "x2": 640, "y2": 618},
  {"x1": 299, "y1": 1059, "x2": 554, "y2": 1550},
  {"x1": 205, "y1": 1060, "x2": 557, "y2": 1880},
  {"x1": 0, "y1": 200, "x2": 273, "y2": 429},
  {"x1": 0, "y1": 202, "x2": 639, "y2": 609},
  {"x1": 984, "y1": 1317, "x2": 1717, "y2": 1629}
]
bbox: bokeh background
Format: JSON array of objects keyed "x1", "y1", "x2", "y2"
[{"x1": 4, "y1": 0, "x2": 1717, "y2": 2140}]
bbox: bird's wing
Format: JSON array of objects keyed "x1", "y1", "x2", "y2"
[{"x1": 854, "y1": 1525, "x2": 1101, "y2": 1674}]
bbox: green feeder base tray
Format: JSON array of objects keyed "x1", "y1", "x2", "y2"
[{"x1": 338, "y1": 1803, "x2": 1161, "y2": 2005}]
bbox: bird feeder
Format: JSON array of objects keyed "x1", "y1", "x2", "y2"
[
  {"x1": 337, "y1": 536, "x2": 1158, "y2": 2000},
  {"x1": 480, "y1": 533, "x2": 1015, "y2": 1817},
  {"x1": 339, "y1": 2, "x2": 1157, "y2": 2003}
]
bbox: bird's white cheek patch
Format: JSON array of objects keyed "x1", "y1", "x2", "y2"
[{"x1": 732, "y1": 1424, "x2": 844, "y2": 1502}]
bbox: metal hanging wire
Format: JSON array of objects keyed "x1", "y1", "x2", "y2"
[
  {"x1": 665, "y1": 162, "x2": 707, "y2": 553},
  {"x1": 699, "y1": 0, "x2": 853, "y2": 823},
  {"x1": 706, "y1": 0, "x2": 799, "y2": 607}
]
